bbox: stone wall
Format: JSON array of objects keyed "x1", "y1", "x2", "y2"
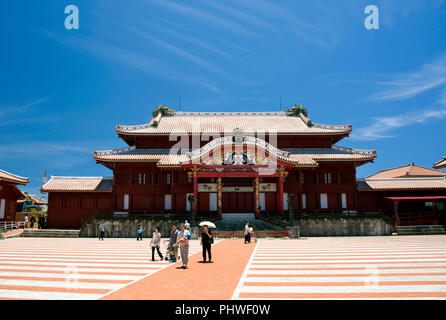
[
  {"x1": 80, "y1": 218, "x2": 198, "y2": 239},
  {"x1": 295, "y1": 217, "x2": 395, "y2": 237}
]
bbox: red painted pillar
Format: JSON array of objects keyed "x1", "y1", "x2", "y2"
[
  {"x1": 278, "y1": 174, "x2": 284, "y2": 214},
  {"x1": 254, "y1": 178, "x2": 260, "y2": 218},
  {"x1": 433, "y1": 201, "x2": 438, "y2": 225},
  {"x1": 394, "y1": 201, "x2": 400, "y2": 226},
  {"x1": 217, "y1": 177, "x2": 222, "y2": 218},
  {"x1": 193, "y1": 172, "x2": 198, "y2": 213}
]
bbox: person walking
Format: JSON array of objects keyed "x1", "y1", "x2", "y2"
[
  {"x1": 137, "y1": 223, "x2": 143, "y2": 241},
  {"x1": 23, "y1": 215, "x2": 28, "y2": 229},
  {"x1": 150, "y1": 227, "x2": 163, "y2": 261},
  {"x1": 251, "y1": 225, "x2": 257, "y2": 243},
  {"x1": 244, "y1": 221, "x2": 251, "y2": 244},
  {"x1": 30, "y1": 216, "x2": 36, "y2": 229},
  {"x1": 185, "y1": 220, "x2": 190, "y2": 231},
  {"x1": 177, "y1": 223, "x2": 191, "y2": 269},
  {"x1": 169, "y1": 224, "x2": 180, "y2": 262},
  {"x1": 200, "y1": 225, "x2": 213, "y2": 263},
  {"x1": 99, "y1": 223, "x2": 105, "y2": 241}
]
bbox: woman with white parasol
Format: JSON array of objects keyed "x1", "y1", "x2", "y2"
[{"x1": 199, "y1": 221, "x2": 215, "y2": 263}]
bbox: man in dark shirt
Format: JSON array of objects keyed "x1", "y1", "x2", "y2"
[
  {"x1": 200, "y1": 225, "x2": 213, "y2": 263},
  {"x1": 169, "y1": 224, "x2": 179, "y2": 262}
]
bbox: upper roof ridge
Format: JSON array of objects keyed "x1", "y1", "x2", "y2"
[{"x1": 172, "y1": 111, "x2": 287, "y2": 117}]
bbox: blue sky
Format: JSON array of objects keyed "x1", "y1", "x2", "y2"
[{"x1": 1, "y1": 0, "x2": 446, "y2": 195}]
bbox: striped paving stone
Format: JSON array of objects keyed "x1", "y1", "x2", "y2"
[
  {"x1": 233, "y1": 235, "x2": 446, "y2": 300},
  {"x1": 0, "y1": 238, "x2": 203, "y2": 300}
]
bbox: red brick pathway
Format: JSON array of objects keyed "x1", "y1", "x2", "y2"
[{"x1": 101, "y1": 239, "x2": 256, "y2": 300}]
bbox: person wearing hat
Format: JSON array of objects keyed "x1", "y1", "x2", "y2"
[
  {"x1": 185, "y1": 220, "x2": 191, "y2": 230},
  {"x1": 176, "y1": 223, "x2": 191, "y2": 269}
]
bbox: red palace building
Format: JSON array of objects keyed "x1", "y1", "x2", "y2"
[
  {"x1": 0, "y1": 169, "x2": 29, "y2": 222},
  {"x1": 42, "y1": 105, "x2": 379, "y2": 229}
]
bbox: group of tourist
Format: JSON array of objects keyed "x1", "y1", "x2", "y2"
[
  {"x1": 97, "y1": 220, "x2": 259, "y2": 266},
  {"x1": 151, "y1": 222, "x2": 195, "y2": 269},
  {"x1": 22, "y1": 214, "x2": 46, "y2": 229},
  {"x1": 97, "y1": 221, "x2": 203, "y2": 269}
]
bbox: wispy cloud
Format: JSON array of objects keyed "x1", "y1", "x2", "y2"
[
  {"x1": 350, "y1": 106, "x2": 446, "y2": 141},
  {"x1": 112, "y1": 21, "x2": 227, "y2": 76},
  {"x1": 43, "y1": 30, "x2": 222, "y2": 93},
  {"x1": 0, "y1": 140, "x2": 103, "y2": 169},
  {"x1": 0, "y1": 115, "x2": 57, "y2": 128},
  {"x1": 379, "y1": 0, "x2": 445, "y2": 27},
  {"x1": 0, "y1": 142, "x2": 92, "y2": 159},
  {"x1": 369, "y1": 54, "x2": 446, "y2": 101},
  {"x1": 0, "y1": 97, "x2": 53, "y2": 127},
  {"x1": 355, "y1": 53, "x2": 446, "y2": 140},
  {"x1": 0, "y1": 97, "x2": 47, "y2": 118},
  {"x1": 198, "y1": 0, "x2": 280, "y2": 33},
  {"x1": 150, "y1": 0, "x2": 259, "y2": 38},
  {"x1": 229, "y1": 0, "x2": 343, "y2": 48}
]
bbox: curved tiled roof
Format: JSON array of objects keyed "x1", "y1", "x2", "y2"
[
  {"x1": 0, "y1": 169, "x2": 29, "y2": 185},
  {"x1": 41, "y1": 176, "x2": 113, "y2": 192},
  {"x1": 433, "y1": 157, "x2": 446, "y2": 169},
  {"x1": 286, "y1": 145, "x2": 377, "y2": 162},
  {"x1": 115, "y1": 112, "x2": 352, "y2": 136},
  {"x1": 367, "y1": 163, "x2": 446, "y2": 179},
  {"x1": 358, "y1": 177, "x2": 446, "y2": 191},
  {"x1": 94, "y1": 143, "x2": 375, "y2": 168}
]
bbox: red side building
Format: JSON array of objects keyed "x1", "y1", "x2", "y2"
[
  {"x1": 42, "y1": 106, "x2": 377, "y2": 229},
  {"x1": 357, "y1": 164, "x2": 446, "y2": 226},
  {"x1": 0, "y1": 169, "x2": 29, "y2": 221}
]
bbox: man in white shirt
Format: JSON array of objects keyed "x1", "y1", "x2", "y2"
[
  {"x1": 176, "y1": 223, "x2": 190, "y2": 269},
  {"x1": 185, "y1": 220, "x2": 190, "y2": 230}
]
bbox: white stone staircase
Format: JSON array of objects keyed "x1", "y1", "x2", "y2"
[
  {"x1": 221, "y1": 213, "x2": 255, "y2": 221},
  {"x1": 217, "y1": 213, "x2": 284, "y2": 231}
]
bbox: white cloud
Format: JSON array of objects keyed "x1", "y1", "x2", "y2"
[
  {"x1": 45, "y1": 31, "x2": 222, "y2": 93},
  {"x1": 0, "y1": 97, "x2": 47, "y2": 118},
  {"x1": 150, "y1": 0, "x2": 259, "y2": 38},
  {"x1": 350, "y1": 106, "x2": 446, "y2": 141},
  {"x1": 369, "y1": 54, "x2": 446, "y2": 102}
]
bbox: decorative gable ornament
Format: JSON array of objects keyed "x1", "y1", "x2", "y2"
[
  {"x1": 232, "y1": 128, "x2": 244, "y2": 144},
  {"x1": 285, "y1": 104, "x2": 308, "y2": 117},
  {"x1": 152, "y1": 105, "x2": 175, "y2": 118}
]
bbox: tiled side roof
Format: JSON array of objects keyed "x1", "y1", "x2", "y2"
[
  {"x1": 286, "y1": 145, "x2": 377, "y2": 162},
  {"x1": 41, "y1": 176, "x2": 113, "y2": 192},
  {"x1": 433, "y1": 157, "x2": 446, "y2": 169},
  {"x1": 367, "y1": 163, "x2": 446, "y2": 179},
  {"x1": 115, "y1": 112, "x2": 352, "y2": 135},
  {"x1": 357, "y1": 177, "x2": 446, "y2": 191},
  {"x1": 94, "y1": 144, "x2": 375, "y2": 167},
  {"x1": 0, "y1": 169, "x2": 29, "y2": 185}
]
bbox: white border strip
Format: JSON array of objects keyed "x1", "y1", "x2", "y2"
[{"x1": 231, "y1": 239, "x2": 260, "y2": 300}]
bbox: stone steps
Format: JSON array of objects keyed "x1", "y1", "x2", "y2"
[
  {"x1": 218, "y1": 213, "x2": 285, "y2": 231},
  {"x1": 19, "y1": 229, "x2": 80, "y2": 238},
  {"x1": 396, "y1": 225, "x2": 446, "y2": 235},
  {"x1": 221, "y1": 213, "x2": 256, "y2": 221}
]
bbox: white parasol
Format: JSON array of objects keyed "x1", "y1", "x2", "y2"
[{"x1": 199, "y1": 221, "x2": 216, "y2": 229}]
